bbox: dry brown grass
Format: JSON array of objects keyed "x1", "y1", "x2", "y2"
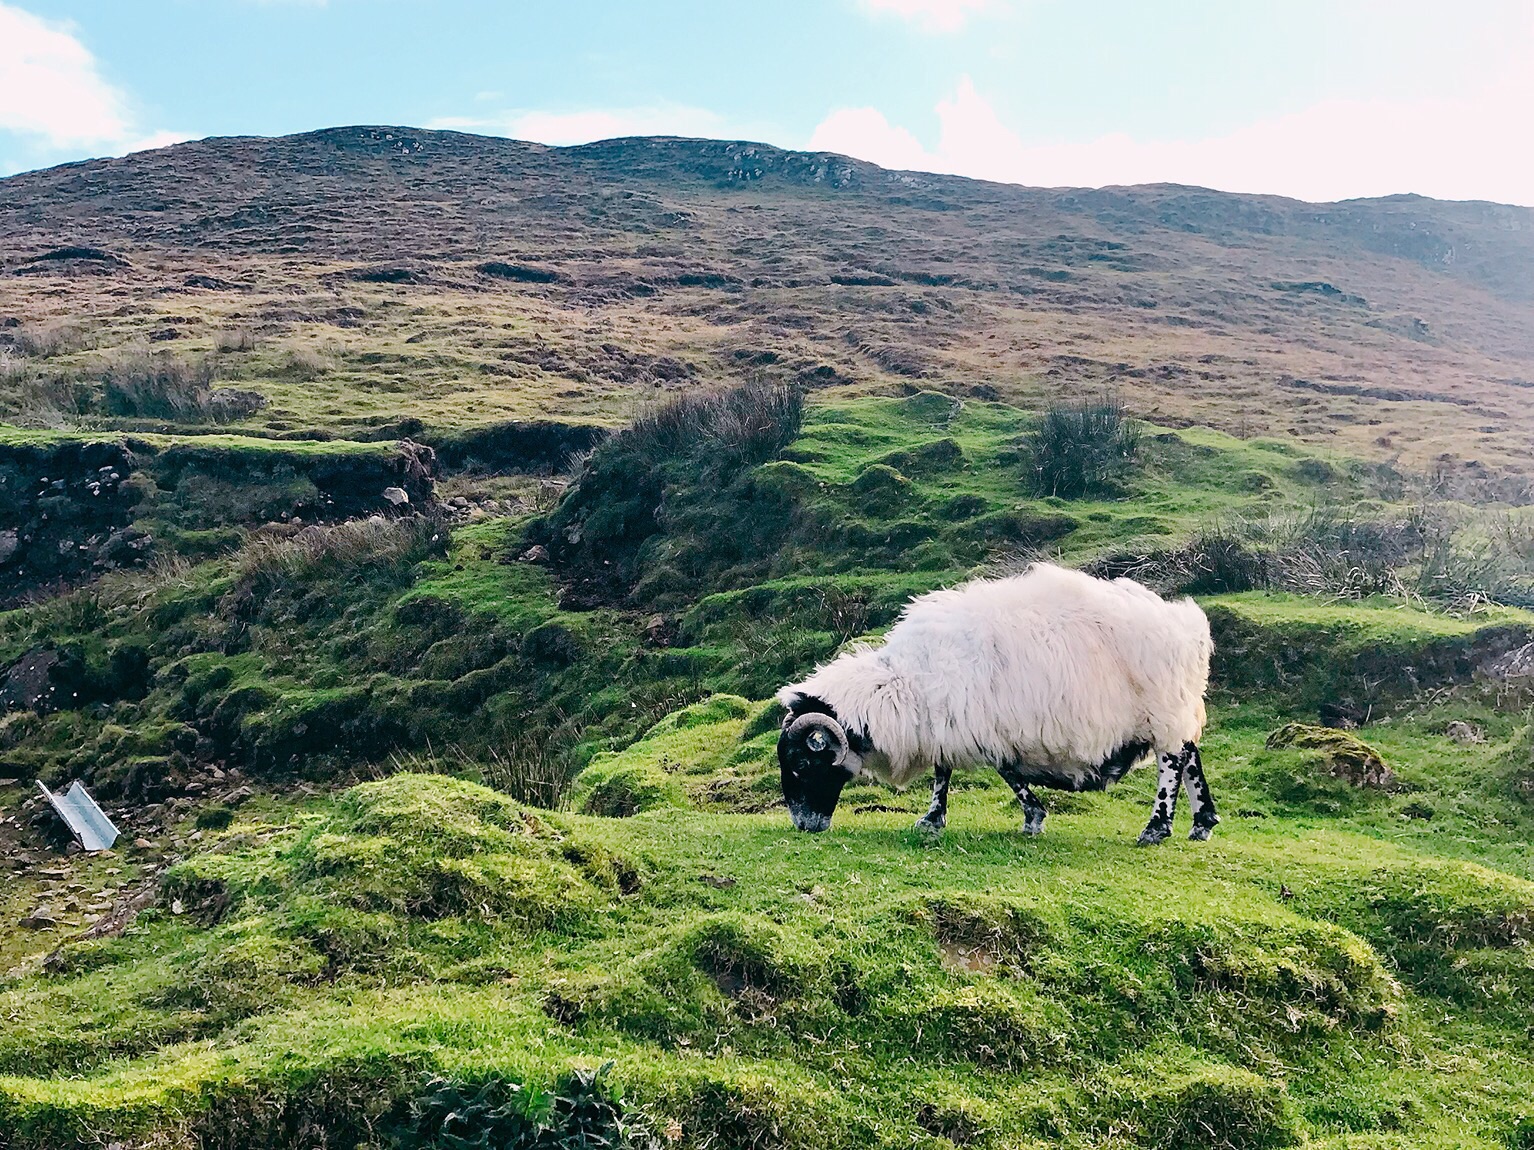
[{"x1": 2, "y1": 131, "x2": 1531, "y2": 477}]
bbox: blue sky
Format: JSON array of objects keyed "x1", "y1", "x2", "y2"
[{"x1": 2, "y1": 0, "x2": 1531, "y2": 204}]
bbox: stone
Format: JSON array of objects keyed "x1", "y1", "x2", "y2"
[
  {"x1": 1, "y1": 648, "x2": 61, "y2": 713},
  {"x1": 0, "y1": 529, "x2": 17, "y2": 566},
  {"x1": 382, "y1": 486, "x2": 410, "y2": 506},
  {"x1": 19, "y1": 910, "x2": 58, "y2": 929},
  {"x1": 520, "y1": 544, "x2": 550, "y2": 564},
  {"x1": 1445, "y1": 721, "x2": 1485, "y2": 745},
  {"x1": 1266, "y1": 723, "x2": 1394, "y2": 788}
]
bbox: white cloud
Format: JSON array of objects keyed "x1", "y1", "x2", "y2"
[
  {"x1": 0, "y1": 3, "x2": 130, "y2": 145},
  {"x1": 808, "y1": 107, "x2": 930, "y2": 170},
  {"x1": 429, "y1": 103, "x2": 729, "y2": 146},
  {"x1": 810, "y1": 73, "x2": 1534, "y2": 205},
  {"x1": 0, "y1": 2, "x2": 185, "y2": 170},
  {"x1": 858, "y1": 0, "x2": 998, "y2": 33}
]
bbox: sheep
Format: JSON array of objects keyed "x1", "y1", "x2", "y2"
[{"x1": 775, "y1": 563, "x2": 1217, "y2": 844}]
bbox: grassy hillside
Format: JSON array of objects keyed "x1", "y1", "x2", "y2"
[
  {"x1": 3, "y1": 385, "x2": 1534, "y2": 1148},
  {"x1": 4, "y1": 133, "x2": 1534, "y2": 1148},
  {"x1": 2, "y1": 129, "x2": 1533, "y2": 478}
]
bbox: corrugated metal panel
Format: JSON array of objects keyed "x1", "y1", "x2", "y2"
[{"x1": 37, "y1": 780, "x2": 120, "y2": 851}]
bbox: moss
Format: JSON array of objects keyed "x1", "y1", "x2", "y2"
[
  {"x1": 1265, "y1": 723, "x2": 1394, "y2": 787},
  {"x1": 1104, "y1": 1065, "x2": 1302, "y2": 1150},
  {"x1": 573, "y1": 695, "x2": 756, "y2": 815},
  {"x1": 920, "y1": 893, "x2": 1056, "y2": 974}
]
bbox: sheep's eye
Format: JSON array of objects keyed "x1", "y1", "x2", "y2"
[{"x1": 806, "y1": 730, "x2": 828, "y2": 752}]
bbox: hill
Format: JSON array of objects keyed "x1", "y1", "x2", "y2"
[
  {"x1": 1, "y1": 126, "x2": 1532, "y2": 475},
  {"x1": 3, "y1": 131, "x2": 1534, "y2": 1150}
]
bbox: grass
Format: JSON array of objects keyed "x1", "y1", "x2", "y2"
[
  {"x1": 6, "y1": 392, "x2": 1534, "y2": 1147},
  {"x1": 7, "y1": 711, "x2": 1534, "y2": 1148}
]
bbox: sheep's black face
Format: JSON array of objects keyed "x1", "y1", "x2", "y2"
[{"x1": 778, "y1": 714, "x2": 855, "y2": 832}]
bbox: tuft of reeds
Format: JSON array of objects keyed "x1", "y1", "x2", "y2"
[
  {"x1": 234, "y1": 516, "x2": 446, "y2": 587},
  {"x1": 1026, "y1": 394, "x2": 1141, "y2": 499},
  {"x1": 619, "y1": 378, "x2": 804, "y2": 477}
]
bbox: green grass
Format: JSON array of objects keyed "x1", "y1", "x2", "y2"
[
  {"x1": 6, "y1": 392, "x2": 1534, "y2": 1147},
  {"x1": 7, "y1": 715, "x2": 1534, "y2": 1148}
]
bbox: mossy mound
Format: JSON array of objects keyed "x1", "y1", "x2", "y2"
[
  {"x1": 1097, "y1": 1064, "x2": 1302, "y2": 1150},
  {"x1": 1265, "y1": 723, "x2": 1394, "y2": 787},
  {"x1": 573, "y1": 694, "x2": 774, "y2": 816}
]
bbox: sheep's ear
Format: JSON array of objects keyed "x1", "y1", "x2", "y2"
[{"x1": 779, "y1": 694, "x2": 804, "y2": 728}]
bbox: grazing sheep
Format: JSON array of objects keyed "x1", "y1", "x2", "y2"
[{"x1": 776, "y1": 563, "x2": 1217, "y2": 844}]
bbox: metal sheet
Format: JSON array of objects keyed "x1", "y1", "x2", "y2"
[{"x1": 37, "y1": 780, "x2": 120, "y2": 851}]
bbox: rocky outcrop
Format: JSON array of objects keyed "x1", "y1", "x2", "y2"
[
  {"x1": 0, "y1": 438, "x2": 143, "y2": 605},
  {"x1": 0, "y1": 434, "x2": 440, "y2": 605}
]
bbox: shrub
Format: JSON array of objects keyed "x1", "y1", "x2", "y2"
[
  {"x1": 100, "y1": 348, "x2": 267, "y2": 422},
  {"x1": 12, "y1": 321, "x2": 91, "y2": 358},
  {"x1": 624, "y1": 379, "x2": 804, "y2": 477},
  {"x1": 1026, "y1": 394, "x2": 1141, "y2": 498},
  {"x1": 533, "y1": 381, "x2": 804, "y2": 605},
  {"x1": 391, "y1": 733, "x2": 580, "y2": 811},
  {"x1": 282, "y1": 346, "x2": 331, "y2": 380},
  {"x1": 233, "y1": 516, "x2": 446, "y2": 588},
  {"x1": 213, "y1": 328, "x2": 258, "y2": 353}
]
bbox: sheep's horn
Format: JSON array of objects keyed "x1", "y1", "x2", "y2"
[{"x1": 786, "y1": 712, "x2": 848, "y2": 765}]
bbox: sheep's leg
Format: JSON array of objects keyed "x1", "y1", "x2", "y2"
[
  {"x1": 1137, "y1": 748, "x2": 1185, "y2": 846},
  {"x1": 1181, "y1": 742, "x2": 1220, "y2": 841},
  {"x1": 995, "y1": 762, "x2": 1047, "y2": 835},
  {"x1": 915, "y1": 764, "x2": 951, "y2": 833}
]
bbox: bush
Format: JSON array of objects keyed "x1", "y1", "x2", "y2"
[
  {"x1": 233, "y1": 516, "x2": 446, "y2": 588},
  {"x1": 533, "y1": 381, "x2": 804, "y2": 606},
  {"x1": 11, "y1": 321, "x2": 91, "y2": 358},
  {"x1": 213, "y1": 328, "x2": 258, "y2": 353},
  {"x1": 624, "y1": 380, "x2": 804, "y2": 477},
  {"x1": 1026, "y1": 394, "x2": 1141, "y2": 498},
  {"x1": 101, "y1": 349, "x2": 267, "y2": 422}
]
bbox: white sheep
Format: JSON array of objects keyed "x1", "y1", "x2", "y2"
[{"x1": 775, "y1": 563, "x2": 1217, "y2": 844}]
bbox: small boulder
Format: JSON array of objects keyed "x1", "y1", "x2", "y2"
[
  {"x1": 519, "y1": 544, "x2": 550, "y2": 564},
  {"x1": 0, "y1": 529, "x2": 18, "y2": 566},
  {"x1": 1, "y1": 649, "x2": 60, "y2": 713},
  {"x1": 1445, "y1": 721, "x2": 1485, "y2": 745},
  {"x1": 1267, "y1": 723, "x2": 1394, "y2": 788},
  {"x1": 381, "y1": 486, "x2": 410, "y2": 507}
]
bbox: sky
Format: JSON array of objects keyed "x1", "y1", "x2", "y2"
[{"x1": 2, "y1": 0, "x2": 1532, "y2": 205}]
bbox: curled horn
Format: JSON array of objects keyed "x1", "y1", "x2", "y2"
[{"x1": 786, "y1": 712, "x2": 848, "y2": 765}]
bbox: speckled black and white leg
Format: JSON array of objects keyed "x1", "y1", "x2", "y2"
[
  {"x1": 915, "y1": 763, "x2": 951, "y2": 833},
  {"x1": 1181, "y1": 742, "x2": 1219, "y2": 841},
  {"x1": 1137, "y1": 748, "x2": 1184, "y2": 845},
  {"x1": 996, "y1": 761, "x2": 1048, "y2": 835}
]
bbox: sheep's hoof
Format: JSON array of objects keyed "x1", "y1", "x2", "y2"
[
  {"x1": 1137, "y1": 822, "x2": 1172, "y2": 846},
  {"x1": 1021, "y1": 819, "x2": 1045, "y2": 836},
  {"x1": 914, "y1": 816, "x2": 945, "y2": 835},
  {"x1": 1188, "y1": 823, "x2": 1215, "y2": 842}
]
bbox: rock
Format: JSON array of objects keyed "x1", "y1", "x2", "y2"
[
  {"x1": 1445, "y1": 721, "x2": 1485, "y2": 745},
  {"x1": 132, "y1": 837, "x2": 155, "y2": 849},
  {"x1": 643, "y1": 613, "x2": 678, "y2": 647},
  {"x1": 1, "y1": 648, "x2": 61, "y2": 712},
  {"x1": 1266, "y1": 723, "x2": 1394, "y2": 788},
  {"x1": 20, "y1": 910, "x2": 58, "y2": 929},
  {"x1": 520, "y1": 544, "x2": 550, "y2": 564},
  {"x1": 382, "y1": 486, "x2": 410, "y2": 506},
  {"x1": 0, "y1": 529, "x2": 17, "y2": 566}
]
